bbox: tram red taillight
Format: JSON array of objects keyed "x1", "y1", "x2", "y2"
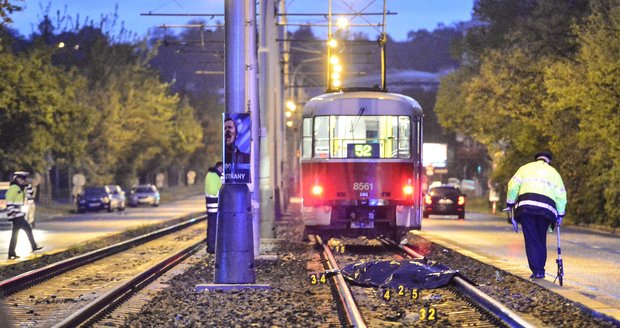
[
  {"x1": 424, "y1": 195, "x2": 432, "y2": 205},
  {"x1": 457, "y1": 195, "x2": 465, "y2": 206},
  {"x1": 403, "y1": 185, "x2": 414, "y2": 195},
  {"x1": 312, "y1": 185, "x2": 323, "y2": 196}
]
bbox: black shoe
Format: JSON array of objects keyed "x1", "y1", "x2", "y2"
[
  {"x1": 33, "y1": 246, "x2": 43, "y2": 251},
  {"x1": 530, "y1": 273, "x2": 545, "y2": 279},
  {"x1": 8, "y1": 255, "x2": 20, "y2": 260}
]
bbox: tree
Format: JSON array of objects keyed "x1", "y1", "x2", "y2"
[
  {"x1": 545, "y1": 0, "x2": 620, "y2": 227},
  {"x1": 434, "y1": 0, "x2": 600, "y2": 224},
  {"x1": 0, "y1": 48, "x2": 92, "y2": 174},
  {"x1": 0, "y1": 0, "x2": 22, "y2": 25}
]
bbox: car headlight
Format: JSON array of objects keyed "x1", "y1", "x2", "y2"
[{"x1": 102, "y1": 197, "x2": 110, "y2": 203}]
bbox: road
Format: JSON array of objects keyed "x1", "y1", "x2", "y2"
[
  {"x1": 2, "y1": 198, "x2": 619, "y2": 313},
  {"x1": 417, "y1": 211, "x2": 620, "y2": 310},
  {"x1": 0, "y1": 195, "x2": 205, "y2": 265}
]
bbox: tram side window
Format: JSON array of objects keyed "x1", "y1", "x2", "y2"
[
  {"x1": 314, "y1": 116, "x2": 329, "y2": 158},
  {"x1": 302, "y1": 118, "x2": 312, "y2": 159},
  {"x1": 398, "y1": 116, "x2": 411, "y2": 158}
]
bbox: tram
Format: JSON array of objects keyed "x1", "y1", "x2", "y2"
[{"x1": 300, "y1": 89, "x2": 424, "y2": 240}]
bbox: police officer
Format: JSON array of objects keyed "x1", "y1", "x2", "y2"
[
  {"x1": 506, "y1": 151, "x2": 567, "y2": 279},
  {"x1": 6, "y1": 171, "x2": 42, "y2": 260},
  {"x1": 205, "y1": 161, "x2": 223, "y2": 254}
]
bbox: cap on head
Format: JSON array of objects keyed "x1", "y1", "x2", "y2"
[
  {"x1": 13, "y1": 171, "x2": 29, "y2": 179},
  {"x1": 534, "y1": 151, "x2": 552, "y2": 164}
]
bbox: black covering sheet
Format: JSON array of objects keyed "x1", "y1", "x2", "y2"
[{"x1": 340, "y1": 259, "x2": 459, "y2": 289}]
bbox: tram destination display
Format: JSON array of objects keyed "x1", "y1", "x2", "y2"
[{"x1": 347, "y1": 143, "x2": 380, "y2": 158}]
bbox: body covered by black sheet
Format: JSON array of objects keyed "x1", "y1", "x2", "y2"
[{"x1": 341, "y1": 259, "x2": 460, "y2": 289}]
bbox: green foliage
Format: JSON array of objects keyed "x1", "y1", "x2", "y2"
[
  {"x1": 0, "y1": 48, "x2": 92, "y2": 173},
  {"x1": 435, "y1": 0, "x2": 620, "y2": 228},
  {"x1": 0, "y1": 17, "x2": 204, "y2": 191},
  {"x1": 544, "y1": 0, "x2": 620, "y2": 227}
]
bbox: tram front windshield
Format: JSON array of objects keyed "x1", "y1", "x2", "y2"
[{"x1": 302, "y1": 115, "x2": 411, "y2": 159}]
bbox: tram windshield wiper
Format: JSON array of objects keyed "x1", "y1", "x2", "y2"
[{"x1": 350, "y1": 107, "x2": 366, "y2": 137}]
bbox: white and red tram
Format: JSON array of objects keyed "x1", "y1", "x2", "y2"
[{"x1": 300, "y1": 90, "x2": 424, "y2": 240}]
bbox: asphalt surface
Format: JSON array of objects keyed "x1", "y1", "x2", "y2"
[
  {"x1": 0, "y1": 195, "x2": 205, "y2": 264},
  {"x1": 417, "y1": 212, "x2": 620, "y2": 313},
  {"x1": 1, "y1": 198, "x2": 619, "y2": 320}
]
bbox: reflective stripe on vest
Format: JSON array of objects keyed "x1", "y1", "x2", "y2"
[{"x1": 515, "y1": 200, "x2": 558, "y2": 217}]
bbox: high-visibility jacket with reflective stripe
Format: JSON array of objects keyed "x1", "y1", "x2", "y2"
[
  {"x1": 205, "y1": 171, "x2": 222, "y2": 197},
  {"x1": 507, "y1": 160, "x2": 567, "y2": 218},
  {"x1": 5, "y1": 183, "x2": 26, "y2": 219}
]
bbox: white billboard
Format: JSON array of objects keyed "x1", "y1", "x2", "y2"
[{"x1": 423, "y1": 143, "x2": 447, "y2": 168}]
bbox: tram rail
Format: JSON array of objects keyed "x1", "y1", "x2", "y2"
[
  {"x1": 379, "y1": 237, "x2": 536, "y2": 328},
  {"x1": 314, "y1": 235, "x2": 366, "y2": 328},
  {"x1": 0, "y1": 216, "x2": 206, "y2": 327},
  {"x1": 0, "y1": 215, "x2": 205, "y2": 296},
  {"x1": 315, "y1": 234, "x2": 539, "y2": 327}
]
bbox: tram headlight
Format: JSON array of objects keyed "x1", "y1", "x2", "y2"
[
  {"x1": 312, "y1": 185, "x2": 323, "y2": 196},
  {"x1": 403, "y1": 185, "x2": 414, "y2": 195}
]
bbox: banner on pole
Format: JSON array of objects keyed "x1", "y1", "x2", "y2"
[{"x1": 223, "y1": 113, "x2": 251, "y2": 183}]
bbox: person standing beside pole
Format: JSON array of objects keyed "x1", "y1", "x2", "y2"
[
  {"x1": 205, "y1": 161, "x2": 223, "y2": 254},
  {"x1": 6, "y1": 171, "x2": 42, "y2": 260},
  {"x1": 506, "y1": 151, "x2": 567, "y2": 279}
]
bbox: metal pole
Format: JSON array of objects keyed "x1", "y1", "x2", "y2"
[
  {"x1": 215, "y1": 0, "x2": 254, "y2": 284},
  {"x1": 273, "y1": 0, "x2": 285, "y2": 220},
  {"x1": 246, "y1": 0, "x2": 261, "y2": 257},
  {"x1": 279, "y1": 0, "x2": 289, "y2": 214},
  {"x1": 258, "y1": 0, "x2": 276, "y2": 239}
]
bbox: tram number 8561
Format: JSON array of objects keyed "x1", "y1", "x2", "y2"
[{"x1": 353, "y1": 182, "x2": 373, "y2": 191}]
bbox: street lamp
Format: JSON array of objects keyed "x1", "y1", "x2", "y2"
[
  {"x1": 285, "y1": 100, "x2": 297, "y2": 112},
  {"x1": 329, "y1": 55, "x2": 340, "y2": 65}
]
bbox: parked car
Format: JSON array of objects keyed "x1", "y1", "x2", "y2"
[
  {"x1": 77, "y1": 186, "x2": 123, "y2": 213},
  {"x1": 128, "y1": 184, "x2": 160, "y2": 207},
  {"x1": 105, "y1": 185, "x2": 126, "y2": 211},
  {"x1": 0, "y1": 182, "x2": 37, "y2": 227},
  {"x1": 423, "y1": 184, "x2": 466, "y2": 219}
]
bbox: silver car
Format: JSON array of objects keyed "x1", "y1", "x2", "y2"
[{"x1": 129, "y1": 184, "x2": 160, "y2": 207}]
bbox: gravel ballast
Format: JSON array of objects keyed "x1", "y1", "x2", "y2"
[{"x1": 123, "y1": 218, "x2": 619, "y2": 327}]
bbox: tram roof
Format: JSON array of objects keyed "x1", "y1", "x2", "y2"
[{"x1": 302, "y1": 90, "x2": 423, "y2": 117}]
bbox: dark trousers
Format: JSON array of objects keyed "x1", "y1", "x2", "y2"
[
  {"x1": 206, "y1": 196, "x2": 218, "y2": 254},
  {"x1": 519, "y1": 213, "x2": 550, "y2": 275},
  {"x1": 8, "y1": 216, "x2": 38, "y2": 257}
]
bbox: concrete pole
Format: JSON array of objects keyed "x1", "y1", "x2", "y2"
[
  {"x1": 258, "y1": 0, "x2": 276, "y2": 239},
  {"x1": 278, "y1": 0, "x2": 289, "y2": 214},
  {"x1": 246, "y1": 0, "x2": 260, "y2": 257},
  {"x1": 273, "y1": 0, "x2": 285, "y2": 218},
  {"x1": 215, "y1": 0, "x2": 254, "y2": 284}
]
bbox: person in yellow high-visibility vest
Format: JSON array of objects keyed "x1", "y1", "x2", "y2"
[
  {"x1": 205, "y1": 161, "x2": 223, "y2": 253},
  {"x1": 506, "y1": 151, "x2": 567, "y2": 280},
  {"x1": 6, "y1": 171, "x2": 42, "y2": 260}
]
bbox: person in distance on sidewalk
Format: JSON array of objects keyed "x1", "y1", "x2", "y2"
[{"x1": 506, "y1": 151, "x2": 567, "y2": 280}]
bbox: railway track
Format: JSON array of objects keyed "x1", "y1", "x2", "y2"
[
  {"x1": 1, "y1": 216, "x2": 206, "y2": 327},
  {"x1": 314, "y1": 235, "x2": 537, "y2": 327}
]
